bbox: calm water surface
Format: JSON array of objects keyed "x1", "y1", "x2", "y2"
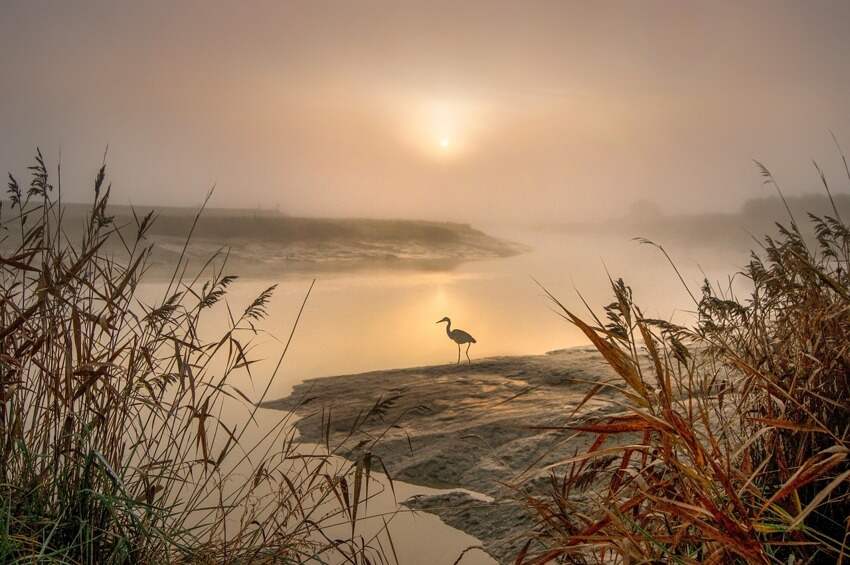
[
  {"x1": 140, "y1": 227, "x2": 748, "y2": 564},
  {"x1": 217, "y1": 227, "x2": 747, "y2": 398}
]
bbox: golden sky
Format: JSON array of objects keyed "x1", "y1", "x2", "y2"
[{"x1": 2, "y1": 1, "x2": 850, "y2": 222}]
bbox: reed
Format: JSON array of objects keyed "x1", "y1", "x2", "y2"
[
  {"x1": 0, "y1": 152, "x2": 387, "y2": 564},
  {"x1": 521, "y1": 159, "x2": 850, "y2": 563}
]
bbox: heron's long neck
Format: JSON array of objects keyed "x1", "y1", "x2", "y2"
[{"x1": 444, "y1": 320, "x2": 452, "y2": 336}]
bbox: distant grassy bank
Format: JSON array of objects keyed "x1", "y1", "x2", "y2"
[
  {"x1": 0, "y1": 201, "x2": 525, "y2": 276},
  {"x1": 539, "y1": 192, "x2": 850, "y2": 251}
]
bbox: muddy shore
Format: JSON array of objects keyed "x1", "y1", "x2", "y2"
[{"x1": 264, "y1": 347, "x2": 633, "y2": 563}]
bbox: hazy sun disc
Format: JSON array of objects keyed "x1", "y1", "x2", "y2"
[{"x1": 394, "y1": 97, "x2": 479, "y2": 159}]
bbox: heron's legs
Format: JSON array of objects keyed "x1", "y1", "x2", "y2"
[
  {"x1": 457, "y1": 343, "x2": 461, "y2": 365},
  {"x1": 466, "y1": 342, "x2": 472, "y2": 365}
]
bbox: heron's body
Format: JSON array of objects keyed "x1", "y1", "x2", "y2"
[{"x1": 436, "y1": 317, "x2": 476, "y2": 364}]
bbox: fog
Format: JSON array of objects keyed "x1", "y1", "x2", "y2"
[
  {"x1": 2, "y1": 1, "x2": 850, "y2": 223},
  {"x1": 7, "y1": 5, "x2": 850, "y2": 562}
]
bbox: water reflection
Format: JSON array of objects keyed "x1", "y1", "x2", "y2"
[
  {"x1": 178, "y1": 227, "x2": 748, "y2": 399},
  {"x1": 137, "y1": 226, "x2": 749, "y2": 564}
]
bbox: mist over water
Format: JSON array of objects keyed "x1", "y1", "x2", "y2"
[
  {"x1": 139, "y1": 222, "x2": 748, "y2": 400},
  {"x1": 126, "y1": 212, "x2": 755, "y2": 563},
  {"x1": 6, "y1": 2, "x2": 850, "y2": 562},
  {"x1": 128, "y1": 221, "x2": 750, "y2": 564}
]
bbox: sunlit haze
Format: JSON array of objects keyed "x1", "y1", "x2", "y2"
[
  {"x1": 7, "y1": 4, "x2": 850, "y2": 564},
  {"x1": 3, "y1": 1, "x2": 850, "y2": 222}
]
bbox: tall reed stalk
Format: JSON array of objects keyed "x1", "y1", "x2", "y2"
[
  {"x1": 0, "y1": 152, "x2": 388, "y2": 564},
  {"x1": 521, "y1": 159, "x2": 850, "y2": 564}
]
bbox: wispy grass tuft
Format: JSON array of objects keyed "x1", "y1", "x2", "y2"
[
  {"x1": 521, "y1": 155, "x2": 850, "y2": 563},
  {"x1": 0, "y1": 152, "x2": 389, "y2": 564}
]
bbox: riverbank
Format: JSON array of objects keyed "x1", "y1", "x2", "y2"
[
  {"x1": 263, "y1": 347, "x2": 636, "y2": 563},
  {"x1": 10, "y1": 203, "x2": 527, "y2": 276}
]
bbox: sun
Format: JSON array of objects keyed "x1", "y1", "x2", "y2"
[{"x1": 394, "y1": 97, "x2": 479, "y2": 159}]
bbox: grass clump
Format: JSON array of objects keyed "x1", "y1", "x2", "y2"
[
  {"x1": 0, "y1": 152, "x2": 387, "y2": 564},
  {"x1": 522, "y1": 162, "x2": 850, "y2": 563}
]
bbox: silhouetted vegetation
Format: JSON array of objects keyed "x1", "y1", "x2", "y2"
[
  {"x1": 521, "y1": 161, "x2": 850, "y2": 563},
  {"x1": 0, "y1": 153, "x2": 389, "y2": 564}
]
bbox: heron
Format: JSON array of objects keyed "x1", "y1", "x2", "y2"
[{"x1": 436, "y1": 317, "x2": 476, "y2": 365}]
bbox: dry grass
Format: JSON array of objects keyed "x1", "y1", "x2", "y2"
[
  {"x1": 520, "y1": 160, "x2": 850, "y2": 563},
  {"x1": 0, "y1": 152, "x2": 391, "y2": 564}
]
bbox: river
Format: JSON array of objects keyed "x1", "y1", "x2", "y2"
[{"x1": 138, "y1": 225, "x2": 749, "y2": 564}]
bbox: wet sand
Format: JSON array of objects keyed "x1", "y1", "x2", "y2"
[{"x1": 264, "y1": 347, "x2": 631, "y2": 563}]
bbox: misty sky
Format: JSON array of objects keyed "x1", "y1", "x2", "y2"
[{"x1": 2, "y1": 0, "x2": 850, "y2": 222}]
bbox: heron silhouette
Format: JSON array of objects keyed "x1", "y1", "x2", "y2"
[{"x1": 436, "y1": 317, "x2": 476, "y2": 365}]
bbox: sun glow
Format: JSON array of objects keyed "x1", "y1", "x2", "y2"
[{"x1": 394, "y1": 96, "x2": 483, "y2": 160}]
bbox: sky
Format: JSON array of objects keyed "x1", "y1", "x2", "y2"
[{"x1": 2, "y1": 0, "x2": 850, "y2": 222}]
